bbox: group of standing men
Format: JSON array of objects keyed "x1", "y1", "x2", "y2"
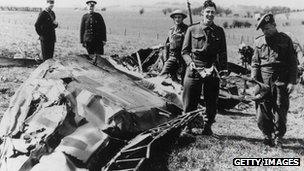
[
  {"x1": 35, "y1": 0, "x2": 106, "y2": 61},
  {"x1": 34, "y1": 0, "x2": 298, "y2": 147},
  {"x1": 160, "y1": 0, "x2": 297, "y2": 147}
]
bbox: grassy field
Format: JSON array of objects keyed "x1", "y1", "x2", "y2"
[{"x1": 0, "y1": 9, "x2": 304, "y2": 171}]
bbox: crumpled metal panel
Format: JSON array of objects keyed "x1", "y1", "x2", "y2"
[{"x1": 0, "y1": 56, "x2": 182, "y2": 170}]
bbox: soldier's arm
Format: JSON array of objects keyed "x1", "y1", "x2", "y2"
[
  {"x1": 218, "y1": 27, "x2": 227, "y2": 71},
  {"x1": 98, "y1": 14, "x2": 107, "y2": 42},
  {"x1": 53, "y1": 12, "x2": 58, "y2": 28},
  {"x1": 164, "y1": 30, "x2": 170, "y2": 60},
  {"x1": 34, "y1": 11, "x2": 45, "y2": 36},
  {"x1": 287, "y1": 38, "x2": 298, "y2": 84},
  {"x1": 80, "y1": 15, "x2": 85, "y2": 43},
  {"x1": 181, "y1": 28, "x2": 193, "y2": 66},
  {"x1": 251, "y1": 40, "x2": 261, "y2": 80}
]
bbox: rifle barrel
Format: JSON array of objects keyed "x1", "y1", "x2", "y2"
[{"x1": 187, "y1": 0, "x2": 193, "y2": 25}]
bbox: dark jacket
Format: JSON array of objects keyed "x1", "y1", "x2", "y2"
[
  {"x1": 251, "y1": 32, "x2": 298, "y2": 84},
  {"x1": 182, "y1": 22, "x2": 227, "y2": 70},
  {"x1": 35, "y1": 9, "x2": 58, "y2": 42},
  {"x1": 165, "y1": 23, "x2": 188, "y2": 57},
  {"x1": 80, "y1": 12, "x2": 107, "y2": 44}
]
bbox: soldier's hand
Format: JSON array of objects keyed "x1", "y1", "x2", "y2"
[
  {"x1": 189, "y1": 62, "x2": 195, "y2": 71},
  {"x1": 53, "y1": 21, "x2": 58, "y2": 28},
  {"x1": 287, "y1": 83, "x2": 295, "y2": 94}
]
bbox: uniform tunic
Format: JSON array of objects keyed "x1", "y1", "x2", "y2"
[
  {"x1": 251, "y1": 32, "x2": 297, "y2": 138},
  {"x1": 181, "y1": 22, "x2": 227, "y2": 126},
  {"x1": 160, "y1": 23, "x2": 188, "y2": 82},
  {"x1": 35, "y1": 9, "x2": 58, "y2": 60},
  {"x1": 80, "y1": 12, "x2": 106, "y2": 55}
]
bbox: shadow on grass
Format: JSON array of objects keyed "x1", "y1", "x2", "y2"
[
  {"x1": 282, "y1": 138, "x2": 304, "y2": 153},
  {"x1": 214, "y1": 134, "x2": 304, "y2": 153},
  {"x1": 218, "y1": 109, "x2": 255, "y2": 117},
  {"x1": 214, "y1": 134, "x2": 263, "y2": 144}
]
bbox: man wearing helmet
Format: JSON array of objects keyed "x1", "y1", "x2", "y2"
[{"x1": 160, "y1": 9, "x2": 188, "y2": 84}]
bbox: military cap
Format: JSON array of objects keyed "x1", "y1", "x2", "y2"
[
  {"x1": 86, "y1": 0, "x2": 97, "y2": 5},
  {"x1": 47, "y1": 0, "x2": 54, "y2": 3},
  {"x1": 170, "y1": 9, "x2": 187, "y2": 19},
  {"x1": 256, "y1": 13, "x2": 275, "y2": 30}
]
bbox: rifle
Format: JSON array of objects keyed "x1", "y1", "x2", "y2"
[{"x1": 187, "y1": 0, "x2": 193, "y2": 25}]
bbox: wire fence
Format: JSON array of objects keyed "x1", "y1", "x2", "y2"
[{"x1": 4, "y1": 16, "x2": 303, "y2": 49}]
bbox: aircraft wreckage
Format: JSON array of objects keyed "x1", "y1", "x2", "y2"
[{"x1": 0, "y1": 46, "x2": 272, "y2": 170}]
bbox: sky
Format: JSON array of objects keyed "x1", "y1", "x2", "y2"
[{"x1": 0, "y1": 0, "x2": 304, "y2": 9}]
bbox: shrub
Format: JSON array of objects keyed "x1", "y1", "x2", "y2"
[{"x1": 223, "y1": 21, "x2": 229, "y2": 29}]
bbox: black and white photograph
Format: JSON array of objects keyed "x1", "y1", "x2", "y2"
[{"x1": 0, "y1": 0, "x2": 303, "y2": 170}]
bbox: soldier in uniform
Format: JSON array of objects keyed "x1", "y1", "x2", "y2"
[
  {"x1": 35, "y1": 0, "x2": 58, "y2": 61},
  {"x1": 251, "y1": 14, "x2": 298, "y2": 147},
  {"x1": 159, "y1": 9, "x2": 188, "y2": 84},
  {"x1": 80, "y1": 0, "x2": 107, "y2": 58},
  {"x1": 182, "y1": 0, "x2": 227, "y2": 135}
]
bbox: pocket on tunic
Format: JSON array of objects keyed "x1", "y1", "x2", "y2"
[
  {"x1": 192, "y1": 33, "x2": 206, "y2": 49},
  {"x1": 259, "y1": 44, "x2": 269, "y2": 60},
  {"x1": 170, "y1": 34, "x2": 184, "y2": 50}
]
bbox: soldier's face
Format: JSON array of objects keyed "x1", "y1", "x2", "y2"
[
  {"x1": 47, "y1": 2, "x2": 54, "y2": 9},
  {"x1": 88, "y1": 4, "x2": 95, "y2": 13},
  {"x1": 201, "y1": 7, "x2": 216, "y2": 24},
  {"x1": 173, "y1": 15, "x2": 184, "y2": 25},
  {"x1": 261, "y1": 23, "x2": 277, "y2": 37}
]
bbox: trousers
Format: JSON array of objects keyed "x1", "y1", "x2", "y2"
[
  {"x1": 257, "y1": 71, "x2": 289, "y2": 138},
  {"x1": 183, "y1": 67, "x2": 219, "y2": 126},
  {"x1": 160, "y1": 55, "x2": 186, "y2": 84},
  {"x1": 86, "y1": 42, "x2": 104, "y2": 55},
  {"x1": 41, "y1": 40, "x2": 55, "y2": 61}
]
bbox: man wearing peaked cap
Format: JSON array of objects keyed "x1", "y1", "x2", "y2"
[
  {"x1": 86, "y1": 0, "x2": 97, "y2": 5},
  {"x1": 159, "y1": 9, "x2": 188, "y2": 84},
  {"x1": 80, "y1": 0, "x2": 107, "y2": 61},
  {"x1": 34, "y1": 0, "x2": 58, "y2": 61},
  {"x1": 251, "y1": 13, "x2": 297, "y2": 147}
]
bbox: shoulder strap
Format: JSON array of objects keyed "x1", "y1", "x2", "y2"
[{"x1": 44, "y1": 9, "x2": 55, "y2": 22}]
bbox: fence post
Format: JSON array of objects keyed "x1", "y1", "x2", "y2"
[
  {"x1": 124, "y1": 28, "x2": 126, "y2": 36},
  {"x1": 156, "y1": 33, "x2": 159, "y2": 40},
  {"x1": 138, "y1": 32, "x2": 140, "y2": 38}
]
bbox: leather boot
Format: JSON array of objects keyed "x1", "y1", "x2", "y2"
[{"x1": 201, "y1": 124, "x2": 213, "y2": 136}]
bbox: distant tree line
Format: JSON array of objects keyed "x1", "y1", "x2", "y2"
[
  {"x1": 263, "y1": 6, "x2": 291, "y2": 15},
  {"x1": 191, "y1": 6, "x2": 232, "y2": 16},
  {"x1": 223, "y1": 20, "x2": 252, "y2": 29},
  {"x1": 74, "y1": 7, "x2": 106, "y2": 11},
  {"x1": 162, "y1": 8, "x2": 188, "y2": 16},
  {"x1": 162, "y1": 6, "x2": 232, "y2": 17},
  {"x1": 162, "y1": 5, "x2": 304, "y2": 19},
  {"x1": 0, "y1": 6, "x2": 42, "y2": 12}
]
